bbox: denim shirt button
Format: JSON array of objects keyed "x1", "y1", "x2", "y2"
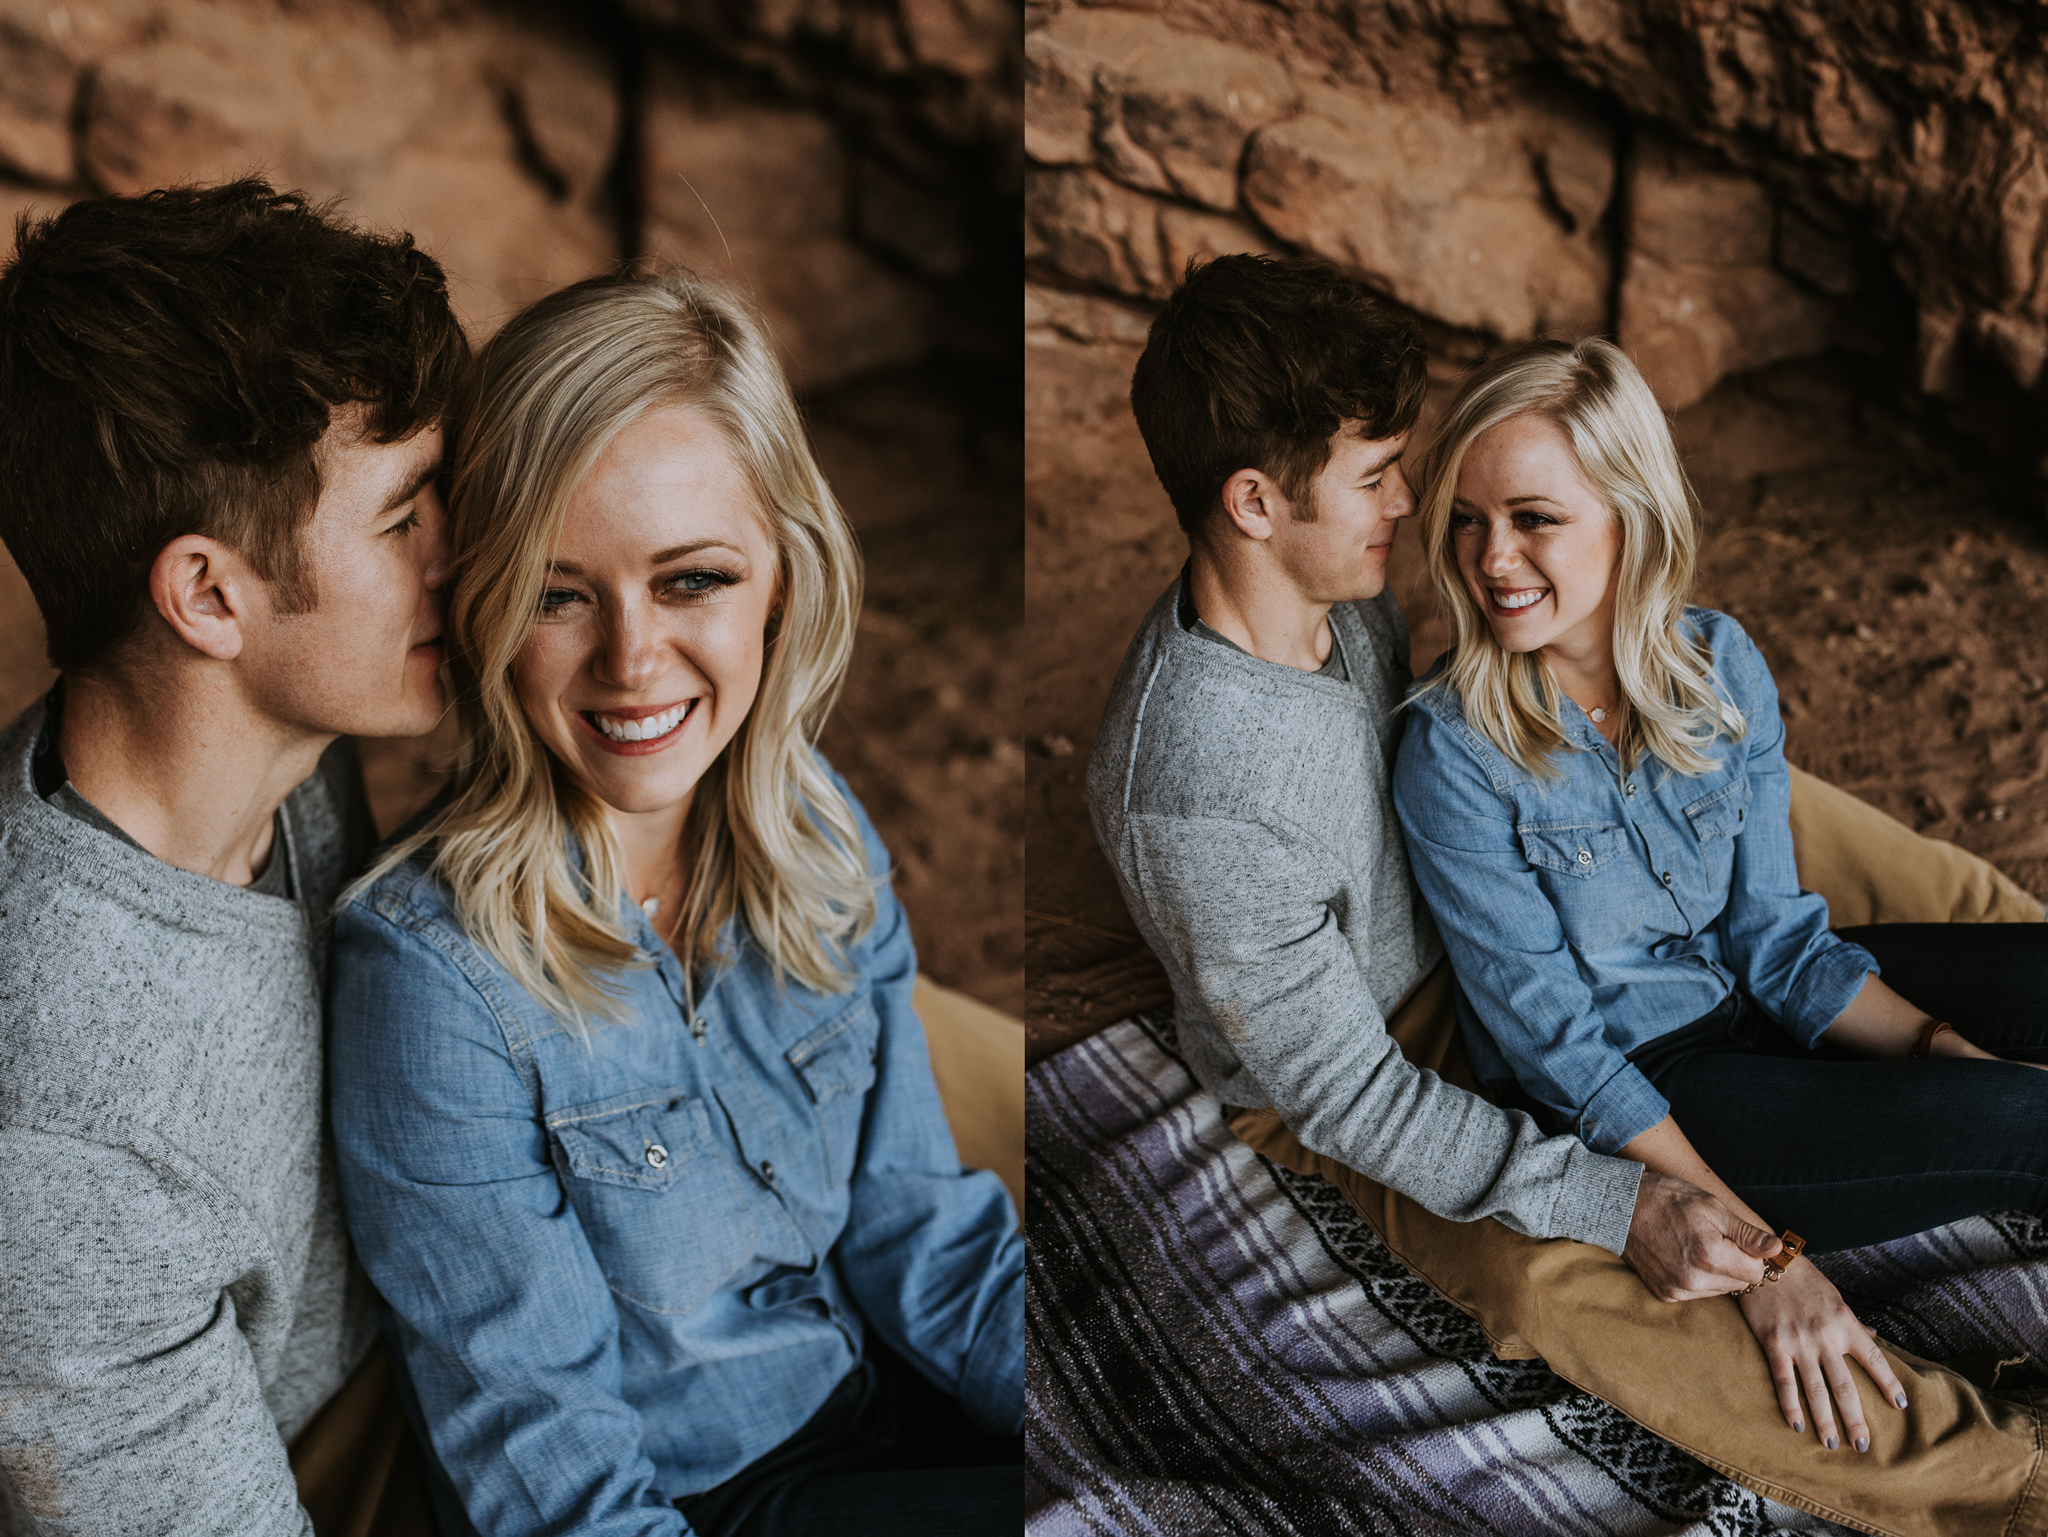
[
  {"x1": 645, "y1": 1142, "x2": 669, "y2": 1170},
  {"x1": 759, "y1": 1159, "x2": 776, "y2": 1185},
  {"x1": 1661, "y1": 871, "x2": 1674, "y2": 887},
  {"x1": 1576, "y1": 849, "x2": 1592, "y2": 866},
  {"x1": 1625, "y1": 782, "x2": 1637, "y2": 798}
]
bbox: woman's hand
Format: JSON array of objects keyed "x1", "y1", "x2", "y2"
[{"x1": 1738, "y1": 1259, "x2": 1907, "y2": 1450}]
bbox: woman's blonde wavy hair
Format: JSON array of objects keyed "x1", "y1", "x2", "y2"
[
  {"x1": 362, "y1": 266, "x2": 874, "y2": 1024},
  {"x1": 1412, "y1": 336, "x2": 1742, "y2": 777}
]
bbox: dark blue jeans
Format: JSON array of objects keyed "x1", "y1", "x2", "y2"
[
  {"x1": 1625, "y1": 924, "x2": 2048, "y2": 1253},
  {"x1": 674, "y1": 1343, "x2": 1022, "y2": 1537}
]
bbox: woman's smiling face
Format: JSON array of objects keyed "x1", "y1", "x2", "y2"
[
  {"x1": 512, "y1": 404, "x2": 779, "y2": 818},
  {"x1": 1450, "y1": 412, "x2": 1621, "y2": 663}
]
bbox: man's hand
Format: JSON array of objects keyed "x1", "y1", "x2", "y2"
[{"x1": 1622, "y1": 1169, "x2": 1779, "y2": 1301}]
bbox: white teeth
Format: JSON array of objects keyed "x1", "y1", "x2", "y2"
[
  {"x1": 593, "y1": 702, "x2": 690, "y2": 742},
  {"x1": 1495, "y1": 589, "x2": 1546, "y2": 611}
]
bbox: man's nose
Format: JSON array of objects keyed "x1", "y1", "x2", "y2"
[
  {"x1": 1384, "y1": 462, "x2": 1418, "y2": 521},
  {"x1": 420, "y1": 495, "x2": 452, "y2": 592}
]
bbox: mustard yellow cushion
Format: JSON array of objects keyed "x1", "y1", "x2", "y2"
[{"x1": 1786, "y1": 765, "x2": 2043, "y2": 927}]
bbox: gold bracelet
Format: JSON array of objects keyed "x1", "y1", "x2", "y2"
[{"x1": 1738, "y1": 1230, "x2": 1806, "y2": 1295}]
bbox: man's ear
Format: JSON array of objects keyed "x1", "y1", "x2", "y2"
[
  {"x1": 148, "y1": 535, "x2": 254, "y2": 661},
  {"x1": 1218, "y1": 468, "x2": 1284, "y2": 542}
]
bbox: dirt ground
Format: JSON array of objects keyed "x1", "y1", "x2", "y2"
[
  {"x1": 1024, "y1": 288, "x2": 2048, "y2": 1061},
  {"x1": 0, "y1": 361, "x2": 1022, "y2": 1018}
]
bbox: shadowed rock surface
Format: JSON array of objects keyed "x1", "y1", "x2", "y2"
[{"x1": 1028, "y1": 0, "x2": 2048, "y2": 437}]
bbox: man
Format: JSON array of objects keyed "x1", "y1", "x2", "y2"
[
  {"x1": 1088, "y1": 254, "x2": 2048, "y2": 1534},
  {"x1": 0, "y1": 181, "x2": 466, "y2": 1533}
]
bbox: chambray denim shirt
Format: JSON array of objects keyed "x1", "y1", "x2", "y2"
[
  {"x1": 328, "y1": 779, "x2": 1023, "y2": 1536},
  {"x1": 1391, "y1": 608, "x2": 1877, "y2": 1156}
]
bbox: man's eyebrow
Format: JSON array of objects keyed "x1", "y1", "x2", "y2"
[
  {"x1": 1358, "y1": 446, "x2": 1404, "y2": 477},
  {"x1": 379, "y1": 462, "x2": 438, "y2": 515},
  {"x1": 547, "y1": 540, "x2": 748, "y2": 577}
]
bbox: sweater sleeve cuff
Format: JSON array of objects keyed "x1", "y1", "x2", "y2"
[
  {"x1": 1572, "y1": 1062, "x2": 1669, "y2": 1156},
  {"x1": 1547, "y1": 1146, "x2": 1645, "y2": 1257},
  {"x1": 1783, "y1": 940, "x2": 1879, "y2": 1048}
]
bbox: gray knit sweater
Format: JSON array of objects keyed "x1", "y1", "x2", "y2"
[
  {"x1": 0, "y1": 699, "x2": 379, "y2": 1536},
  {"x1": 1088, "y1": 579, "x2": 1643, "y2": 1253}
]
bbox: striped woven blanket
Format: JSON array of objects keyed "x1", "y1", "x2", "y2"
[{"x1": 1026, "y1": 1014, "x2": 2048, "y2": 1536}]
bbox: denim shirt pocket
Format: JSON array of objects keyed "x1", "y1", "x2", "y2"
[
  {"x1": 1683, "y1": 780, "x2": 1748, "y2": 891},
  {"x1": 1517, "y1": 821, "x2": 1645, "y2": 953},
  {"x1": 787, "y1": 999, "x2": 879, "y2": 1189},
  {"x1": 548, "y1": 1086, "x2": 756, "y2": 1315}
]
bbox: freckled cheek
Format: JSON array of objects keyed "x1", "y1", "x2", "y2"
[
  {"x1": 510, "y1": 630, "x2": 587, "y2": 738},
  {"x1": 697, "y1": 625, "x2": 768, "y2": 716}
]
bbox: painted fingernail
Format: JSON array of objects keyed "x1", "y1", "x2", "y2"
[
  {"x1": 1826, "y1": 1436, "x2": 1839, "y2": 1451},
  {"x1": 1792, "y1": 1421, "x2": 1804, "y2": 1434},
  {"x1": 1895, "y1": 1393, "x2": 1908, "y2": 1409},
  {"x1": 1856, "y1": 1437, "x2": 1868, "y2": 1453}
]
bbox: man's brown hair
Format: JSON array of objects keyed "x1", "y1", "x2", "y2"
[
  {"x1": 0, "y1": 180, "x2": 470, "y2": 672},
  {"x1": 1129, "y1": 253, "x2": 1428, "y2": 535}
]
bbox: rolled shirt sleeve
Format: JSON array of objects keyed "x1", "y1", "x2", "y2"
[
  {"x1": 1394, "y1": 709, "x2": 1672, "y2": 1157},
  {"x1": 1713, "y1": 626, "x2": 1876, "y2": 1045},
  {"x1": 830, "y1": 818, "x2": 1023, "y2": 1437}
]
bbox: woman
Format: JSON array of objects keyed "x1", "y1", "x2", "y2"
[
  {"x1": 1391, "y1": 337, "x2": 2048, "y2": 1455},
  {"x1": 328, "y1": 268, "x2": 1021, "y2": 1535}
]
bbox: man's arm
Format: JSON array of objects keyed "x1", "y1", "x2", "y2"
[
  {"x1": 0, "y1": 1128, "x2": 311, "y2": 1537},
  {"x1": 1123, "y1": 810, "x2": 1778, "y2": 1296},
  {"x1": 1125, "y1": 809, "x2": 1644, "y2": 1251}
]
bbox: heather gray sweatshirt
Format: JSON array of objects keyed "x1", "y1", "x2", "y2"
[
  {"x1": 1088, "y1": 579, "x2": 1643, "y2": 1254},
  {"x1": 0, "y1": 698, "x2": 379, "y2": 1536}
]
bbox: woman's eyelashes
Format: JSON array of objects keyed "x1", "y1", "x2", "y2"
[
  {"x1": 664, "y1": 566, "x2": 742, "y2": 601},
  {"x1": 538, "y1": 585, "x2": 583, "y2": 616},
  {"x1": 1449, "y1": 509, "x2": 1561, "y2": 533},
  {"x1": 535, "y1": 567, "x2": 743, "y2": 617},
  {"x1": 384, "y1": 506, "x2": 422, "y2": 537}
]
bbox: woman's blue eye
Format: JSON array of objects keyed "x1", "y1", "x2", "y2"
[
  {"x1": 670, "y1": 569, "x2": 739, "y2": 599},
  {"x1": 538, "y1": 587, "x2": 580, "y2": 613}
]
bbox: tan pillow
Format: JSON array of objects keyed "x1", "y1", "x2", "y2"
[
  {"x1": 1786, "y1": 765, "x2": 2043, "y2": 927},
  {"x1": 914, "y1": 973, "x2": 1025, "y2": 1218}
]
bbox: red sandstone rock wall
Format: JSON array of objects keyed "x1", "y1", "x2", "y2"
[
  {"x1": 1027, "y1": 0, "x2": 2048, "y2": 450},
  {"x1": 0, "y1": 0, "x2": 1013, "y2": 372}
]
